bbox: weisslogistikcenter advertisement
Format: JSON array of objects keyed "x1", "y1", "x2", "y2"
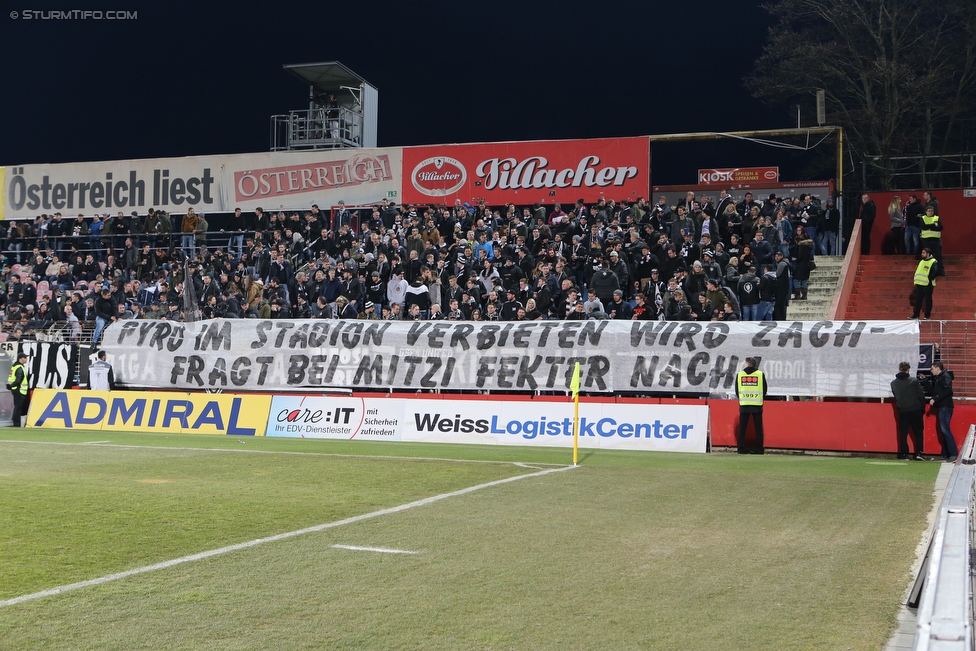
[{"x1": 266, "y1": 395, "x2": 708, "y2": 453}]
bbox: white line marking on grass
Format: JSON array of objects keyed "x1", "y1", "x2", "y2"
[
  {"x1": 82, "y1": 440, "x2": 111, "y2": 444},
  {"x1": 0, "y1": 464, "x2": 574, "y2": 609},
  {"x1": 331, "y1": 545, "x2": 419, "y2": 555},
  {"x1": 0, "y1": 439, "x2": 566, "y2": 468}
]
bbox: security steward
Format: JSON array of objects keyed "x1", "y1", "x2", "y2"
[
  {"x1": 919, "y1": 204, "x2": 944, "y2": 276},
  {"x1": 7, "y1": 352, "x2": 29, "y2": 428},
  {"x1": 735, "y1": 357, "x2": 768, "y2": 454},
  {"x1": 910, "y1": 248, "x2": 938, "y2": 320}
]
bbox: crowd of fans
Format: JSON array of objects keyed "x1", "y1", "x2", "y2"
[{"x1": 0, "y1": 190, "x2": 841, "y2": 343}]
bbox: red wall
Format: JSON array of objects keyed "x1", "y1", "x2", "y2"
[
  {"x1": 862, "y1": 190, "x2": 976, "y2": 255},
  {"x1": 710, "y1": 400, "x2": 974, "y2": 455}
]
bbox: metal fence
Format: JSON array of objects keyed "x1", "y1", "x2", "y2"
[
  {"x1": 919, "y1": 321, "x2": 976, "y2": 399},
  {"x1": 910, "y1": 425, "x2": 975, "y2": 650}
]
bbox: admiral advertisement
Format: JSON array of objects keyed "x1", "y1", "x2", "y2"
[
  {"x1": 401, "y1": 137, "x2": 649, "y2": 206},
  {"x1": 101, "y1": 319, "x2": 918, "y2": 398},
  {"x1": 0, "y1": 148, "x2": 402, "y2": 220},
  {"x1": 266, "y1": 395, "x2": 708, "y2": 453},
  {"x1": 27, "y1": 389, "x2": 272, "y2": 436}
]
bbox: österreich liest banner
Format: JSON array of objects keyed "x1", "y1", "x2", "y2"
[
  {"x1": 102, "y1": 319, "x2": 918, "y2": 398},
  {"x1": 401, "y1": 137, "x2": 649, "y2": 205},
  {"x1": 1, "y1": 148, "x2": 401, "y2": 219}
]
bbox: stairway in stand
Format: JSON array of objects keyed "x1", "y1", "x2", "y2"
[
  {"x1": 786, "y1": 255, "x2": 845, "y2": 321},
  {"x1": 845, "y1": 254, "x2": 976, "y2": 320},
  {"x1": 846, "y1": 254, "x2": 976, "y2": 398}
]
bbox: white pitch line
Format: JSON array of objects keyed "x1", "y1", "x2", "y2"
[
  {"x1": 0, "y1": 464, "x2": 575, "y2": 609},
  {"x1": 332, "y1": 545, "x2": 419, "y2": 555},
  {"x1": 82, "y1": 440, "x2": 111, "y2": 444}
]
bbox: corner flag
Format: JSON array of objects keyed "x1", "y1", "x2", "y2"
[
  {"x1": 571, "y1": 361, "x2": 581, "y2": 465},
  {"x1": 570, "y1": 362, "x2": 581, "y2": 399}
]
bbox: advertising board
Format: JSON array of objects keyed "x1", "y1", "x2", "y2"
[
  {"x1": 2, "y1": 148, "x2": 402, "y2": 219},
  {"x1": 265, "y1": 395, "x2": 708, "y2": 453},
  {"x1": 27, "y1": 389, "x2": 271, "y2": 435},
  {"x1": 401, "y1": 137, "x2": 649, "y2": 206}
]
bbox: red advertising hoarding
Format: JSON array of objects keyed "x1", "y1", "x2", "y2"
[
  {"x1": 401, "y1": 137, "x2": 649, "y2": 205},
  {"x1": 698, "y1": 167, "x2": 779, "y2": 185}
]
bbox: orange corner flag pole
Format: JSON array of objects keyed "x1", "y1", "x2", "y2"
[{"x1": 570, "y1": 361, "x2": 581, "y2": 465}]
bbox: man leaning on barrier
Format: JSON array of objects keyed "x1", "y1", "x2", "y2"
[{"x1": 923, "y1": 361, "x2": 958, "y2": 462}]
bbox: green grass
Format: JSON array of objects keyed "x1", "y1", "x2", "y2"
[{"x1": 0, "y1": 429, "x2": 940, "y2": 650}]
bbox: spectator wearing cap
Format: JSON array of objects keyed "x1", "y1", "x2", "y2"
[
  {"x1": 760, "y1": 194, "x2": 779, "y2": 220},
  {"x1": 608, "y1": 289, "x2": 633, "y2": 320},
  {"x1": 360, "y1": 300, "x2": 378, "y2": 320},
  {"x1": 340, "y1": 265, "x2": 363, "y2": 309},
  {"x1": 607, "y1": 250, "x2": 630, "y2": 299},
  {"x1": 700, "y1": 250, "x2": 722, "y2": 283},
  {"x1": 291, "y1": 294, "x2": 311, "y2": 319},
  {"x1": 704, "y1": 278, "x2": 728, "y2": 315}
]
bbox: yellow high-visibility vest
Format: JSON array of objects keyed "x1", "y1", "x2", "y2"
[
  {"x1": 921, "y1": 213, "x2": 941, "y2": 239},
  {"x1": 914, "y1": 258, "x2": 936, "y2": 287},
  {"x1": 737, "y1": 370, "x2": 764, "y2": 407},
  {"x1": 7, "y1": 363, "x2": 28, "y2": 395}
]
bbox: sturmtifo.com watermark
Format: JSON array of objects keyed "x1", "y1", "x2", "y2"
[{"x1": 9, "y1": 10, "x2": 137, "y2": 20}]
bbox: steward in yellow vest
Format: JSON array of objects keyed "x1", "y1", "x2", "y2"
[
  {"x1": 919, "y1": 205, "x2": 944, "y2": 276},
  {"x1": 911, "y1": 248, "x2": 938, "y2": 320},
  {"x1": 735, "y1": 357, "x2": 768, "y2": 454},
  {"x1": 6, "y1": 352, "x2": 29, "y2": 427}
]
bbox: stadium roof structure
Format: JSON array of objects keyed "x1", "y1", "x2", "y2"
[
  {"x1": 272, "y1": 61, "x2": 378, "y2": 150},
  {"x1": 282, "y1": 61, "x2": 375, "y2": 94}
]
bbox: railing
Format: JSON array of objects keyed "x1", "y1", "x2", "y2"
[
  {"x1": 911, "y1": 424, "x2": 976, "y2": 651},
  {"x1": 919, "y1": 322, "x2": 976, "y2": 399},
  {"x1": 864, "y1": 152, "x2": 976, "y2": 191},
  {"x1": 270, "y1": 107, "x2": 363, "y2": 151},
  {"x1": 830, "y1": 219, "x2": 862, "y2": 319}
]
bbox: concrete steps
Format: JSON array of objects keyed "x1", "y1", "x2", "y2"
[
  {"x1": 845, "y1": 254, "x2": 976, "y2": 321},
  {"x1": 786, "y1": 255, "x2": 844, "y2": 321}
]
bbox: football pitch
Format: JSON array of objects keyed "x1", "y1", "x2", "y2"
[{"x1": 0, "y1": 429, "x2": 939, "y2": 650}]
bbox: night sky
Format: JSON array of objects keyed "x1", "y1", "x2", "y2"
[{"x1": 0, "y1": 1, "x2": 821, "y2": 185}]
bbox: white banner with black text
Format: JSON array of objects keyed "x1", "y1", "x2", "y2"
[{"x1": 101, "y1": 319, "x2": 918, "y2": 398}]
